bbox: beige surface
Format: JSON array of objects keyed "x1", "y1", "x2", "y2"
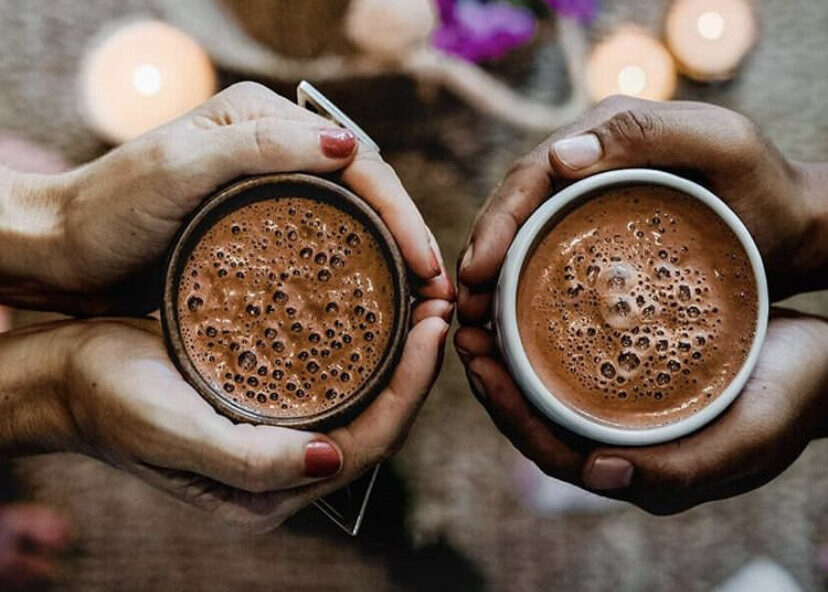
[{"x1": 0, "y1": 0, "x2": 826, "y2": 590}]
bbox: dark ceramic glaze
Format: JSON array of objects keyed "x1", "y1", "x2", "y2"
[{"x1": 162, "y1": 173, "x2": 411, "y2": 431}]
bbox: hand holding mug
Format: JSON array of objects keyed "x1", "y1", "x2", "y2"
[
  {"x1": 0, "y1": 81, "x2": 453, "y2": 315},
  {"x1": 456, "y1": 96, "x2": 828, "y2": 513}
]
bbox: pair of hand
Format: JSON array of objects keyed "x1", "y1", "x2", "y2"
[
  {"x1": 4, "y1": 85, "x2": 826, "y2": 527},
  {"x1": 0, "y1": 82, "x2": 454, "y2": 530},
  {"x1": 456, "y1": 95, "x2": 828, "y2": 514}
]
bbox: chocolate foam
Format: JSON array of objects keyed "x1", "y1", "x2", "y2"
[
  {"x1": 177, "y1": 196, "x2": 396, "y2": 419},
  {"x1": 517, "y1": 185, "x2": 758, "y2": 428}
]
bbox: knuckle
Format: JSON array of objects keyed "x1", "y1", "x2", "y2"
[
  {"x1": 138, "y1": 135, "x2": 179, "y2": 169},
  {"x1": 729, "y1": 112, "x2": 762, "y2": 143},
  {"x1": 507, "y1": 156, "x2": 538, "y2": 176},
  {"x1": 238, "y1": 448, "x2": 272, "y2": 493},
  {"x1": 252, "y1": 119, "x2": 276, "y2": 159},
  {"x1": 652, "y1": 461, "x2": 698, "y2": 492},
  {"x1": 602, "y1": 109, "x2": 661, "y2": 144},
  {"x1": 225, "y1": 80, "x2": 271, "y2": 100},
  {"x1": 596, "y1": 93, "x2": 639, "y2": 113},
  {"x1": 363, "y1": 439, "x2": 402, "y2": 467},
  {"x1": 385, "y1": 436, "x2": 405, "y2": 458},
  {"x1": 727, "y1": 112, "x2": 764, "y2": 159}
]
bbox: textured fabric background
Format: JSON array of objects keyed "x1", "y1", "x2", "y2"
[{"x1": 1, "y1": 0, "x2": 826, "y2": 590}]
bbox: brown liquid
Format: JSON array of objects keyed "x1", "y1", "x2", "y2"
[
  {"x1": 177, "y1": 197, "x2": 396, "y2": 419},
  {"x1": 517, "y1": 186, "x2": 757, "y2": 428}
]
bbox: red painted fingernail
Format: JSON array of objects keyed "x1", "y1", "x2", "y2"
[
  {"x1": 320, "y1": 129, "x2": 356, "y2": 158},
  {"x1": 583, "y1": 456, "x2": 633, "y2": 490},
  {"x1": 304, "y1": 441, "x2": 341, "y2": 478}
]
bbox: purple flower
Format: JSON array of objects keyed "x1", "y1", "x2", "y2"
[
  {"x1": 433, "y1": 1, "x2": 537, "y2": 62},
  {"x1": 434, "y1": 0, "x2": 456, "y2": 23},
  {"x1": 545, "y1": 0, "x2": 597, "y2": 22}
]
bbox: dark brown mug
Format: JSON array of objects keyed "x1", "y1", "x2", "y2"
[{"x1": 161, "y1": 173, "x2": 411, "y2": 431}]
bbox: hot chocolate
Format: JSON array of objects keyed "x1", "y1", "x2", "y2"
[
  {"x1": 176, "y1": 195, "x2": 397, "y2": 422},
  {"x1": 517, "y1": 185, "x2": 758, "y2": 429}
]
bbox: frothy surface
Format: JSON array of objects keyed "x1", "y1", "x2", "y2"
[
  {"x1": 517, "y1": 186, "x2": 758, "y2": 429},
  {"x1": 177, "y1": 197, "x2": 395, "y2": 419}
]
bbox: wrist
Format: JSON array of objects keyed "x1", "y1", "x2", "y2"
[
  {"x1": 0, "y1": 167, "x2": 74, "y2": 304},
  {"x1": 0, "y1": 321, "x2": 82, "y2": 456}
]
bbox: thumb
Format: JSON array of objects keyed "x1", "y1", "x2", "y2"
[{"x1": 547, "y1": 100, "x2": 761, "y2": 178}]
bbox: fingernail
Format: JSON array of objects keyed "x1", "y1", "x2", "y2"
[
  {"x1": 552, "y1": 134, "x2": 602, "y2": 170},
  {"x1": 583, "y1": 456, "x2": 633, "y2": 491},
  {"x1": 468, "y1": 370, "x2": 487, "y2": 404},
  {"x1": 320, "y1": 129, "x2": 356, "y2": 158},
  {"x1": 304, "y1": 440, "x2": 342, "y2": 478}
]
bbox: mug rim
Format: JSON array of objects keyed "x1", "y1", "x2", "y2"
[
  {"x1": 161, "y1": 173, "x2": 411, "y2": 431},
  {"x1": 494, "y1": 168, "x2": 769, "y2": 446}
]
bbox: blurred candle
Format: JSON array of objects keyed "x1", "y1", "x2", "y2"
[
  {"x1": 665, "y1": 0, "x2": 757, "y2": 82},
  {"x1": 80, "y1": 19, "x2": 216, "y2": 144},
  {"x1": 586, "y1": 28, "x2": 677, "y2": 102}
]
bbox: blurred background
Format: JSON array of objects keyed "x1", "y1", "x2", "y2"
[{"x1": 0, "y1": 0, "x2": 826, "y2": 590}]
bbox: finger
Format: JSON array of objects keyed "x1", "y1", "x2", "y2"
[
  {"x1": 456, "y1": 283, "x2": 491, "y2": 326},
  {"x1": 107, "y1": 336, "x2": 347, "y2": 493},
  {"x1": 192, "y1": 81, "x2": 331, "y2": 127},
  {"x1": 453, "y1": 326, "x2": 496, "y2": 361},
  {"x1": 548, "y1": 99, "x2": 760, "y2": 179},
  {"x1": 581, "y1": 313, "x2": 828, "y2": 511},
  {"x1": 467, "y1": 356, "x2": 586, "y2": 483},
  {"x1": 199, "y1": 82, "x2": 443, "y2": 282},
  {"x1": 579, "y1": 405, "x2": 765, "y2": 512},
  {"x1": 333, "y1": 316, "x2": 448, "y2": 467},
  {"x1": 160, "y1": 405, "x2": 346, "y2": 493},
  {"x1": 283, "y1": 316, "x2": 448, "y2": 510},
  {"x1": 418, "y1": 270, "x2": 456, "y2": 301},
  {"x1": 415, "y1": 228, "x2": 456, "y2": 301},
  {"x1": 188, "y1": 118, "x2": 358, "y2": 183},
  {"x1": 127, "y1": 464, "x2": 294, "y2": 533},
  {"x1": 341, "y1": 150, "x2": 441, "y2": 280},
  {"x1": 455, "y1": 98, "x2": 719, "y2": 292},
  {"x1": 411, "y1": 298, "x2": 455, "y2": 325},
  {"x1": 454, "y1": 97, "x2": 631, "y2": 290},
  {"x1": 458, "y1": 159, "x2": 553, "y2": 288},
  {"x1": 156, "y1": 317, "x2": 449, "y2": 526}
]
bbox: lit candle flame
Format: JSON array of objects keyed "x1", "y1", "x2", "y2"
[
  {"x1": 585, "y1": 28, "x2": 676, "y2": 102},
  {"x1": 617, "y1": 65, "x2": 647, "y2": 96},
  {"x1": 696, "y1": 11, "x2": 725, "y2": 40},
  {"x1": 80, "y1": 20, "x2": 216, "y2": 144},
  {"x1": 132, "y1": 63, "x2": 162, "y2": 96},
  {"x1": 666, "y1": 0, "x2": 756, "y2": 82}
]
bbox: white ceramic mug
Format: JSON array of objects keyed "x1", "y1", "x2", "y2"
[{"x1": 493, "y1": 169, "x2": 769, "y2": 446}]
